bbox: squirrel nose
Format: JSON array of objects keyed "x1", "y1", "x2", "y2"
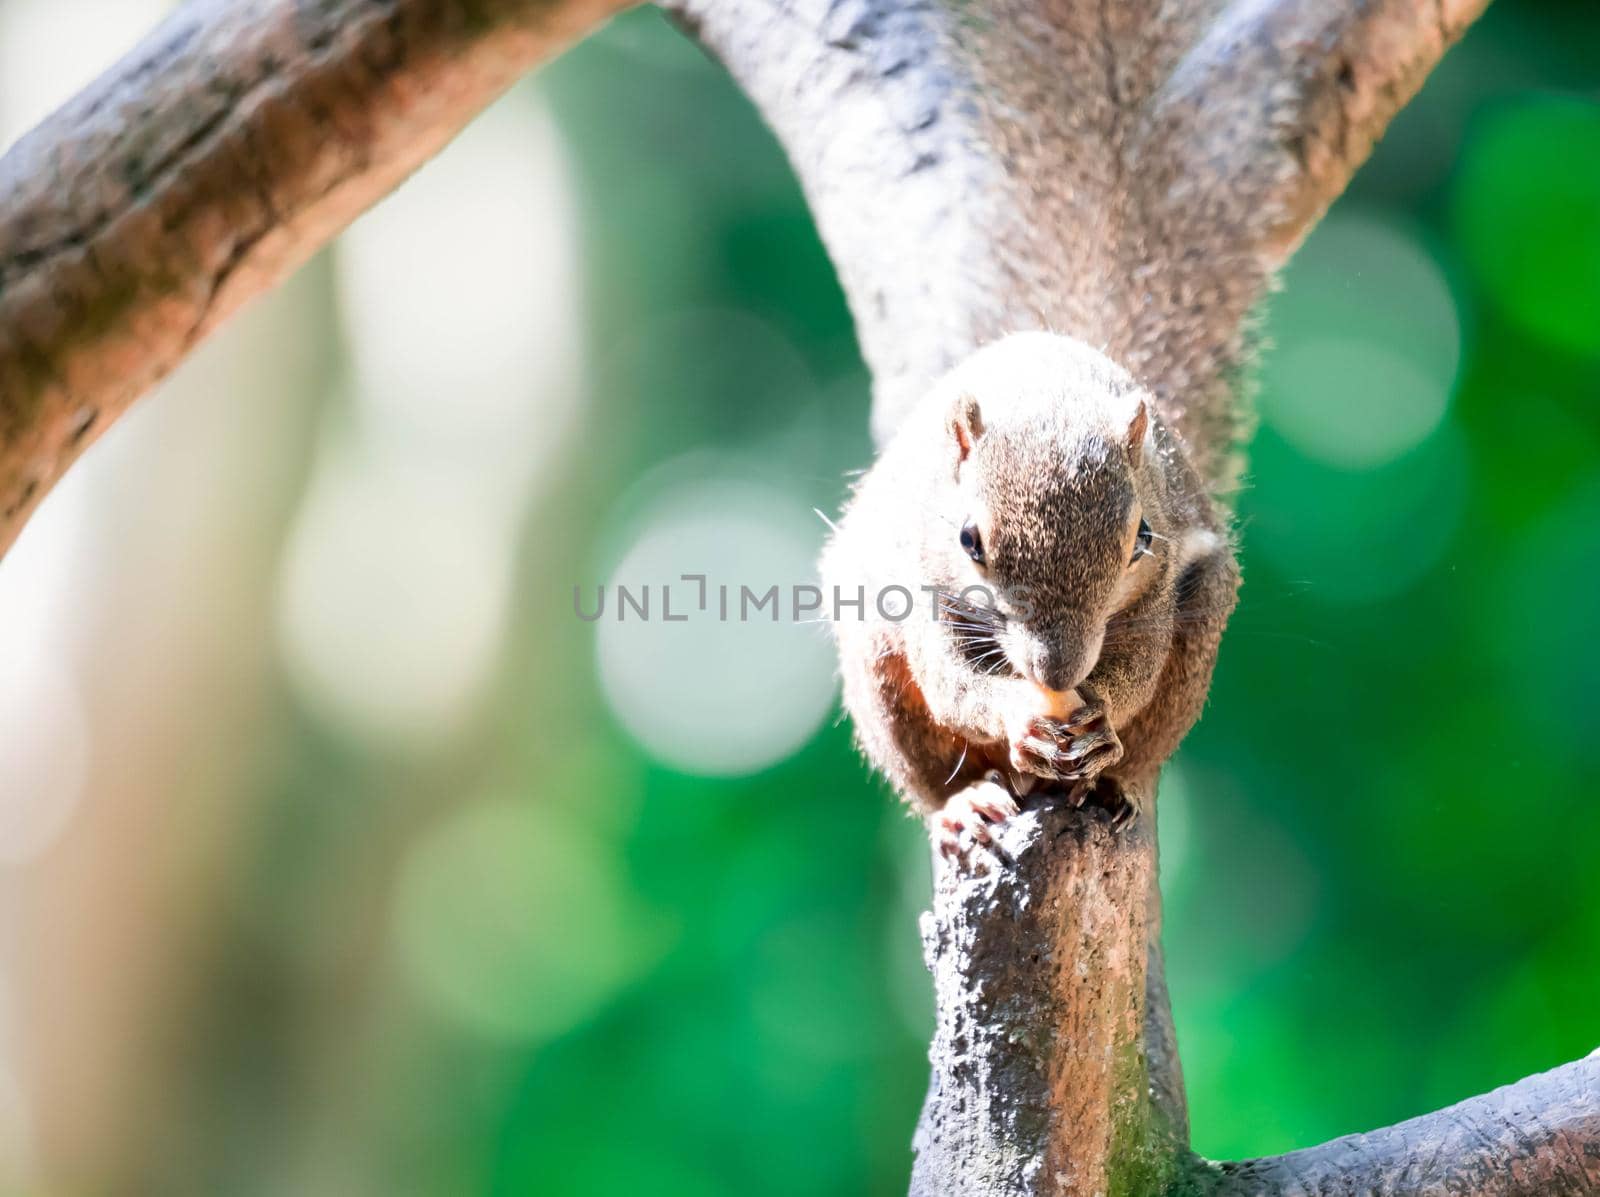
[
  {"x1": 1036, "y1": 660, "x2": 1079, "y2": 693},
  {"x1": 1022, "y1": 645, "x2": 1079, "y2": 692},
  {"x1": 1016, "y1": 630, "x2": 1102, "y2": 692}
]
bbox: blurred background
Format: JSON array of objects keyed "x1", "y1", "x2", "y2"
[{"x1": 0, "y1": 0, "x2": 1596, "y2": 1192}]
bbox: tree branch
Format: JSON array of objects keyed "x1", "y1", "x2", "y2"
[
  {"x1": 0, "y1": 0, "x2": 630, "y2": 556},
  {"x1": 1147, "y1": 0, "x2": 1493, "y2": 264},
  {"x1": 664, "y1": 0, "x2": 1487, "y2": 481},
  {"x1": 1210, "y1": 1052, "x2": 1600, "y2": 1196},
  {"x1": 912, "y1": 792, "x2": 1179, "y2": 1197}
]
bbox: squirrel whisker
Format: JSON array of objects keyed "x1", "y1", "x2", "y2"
[{"x1": 944, "y1": 741, "x2": 970, "y2": 784}]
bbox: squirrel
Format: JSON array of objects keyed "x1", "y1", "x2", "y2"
[{"x1": 820, "y1": 332, "x2": 1239, "y2": 858}]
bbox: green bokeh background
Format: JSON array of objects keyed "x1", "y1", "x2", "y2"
[
  {"x1": 5, "y1": 0, "x2": 1600, "y2": 1193},
  {"x1": 536, "y1": 2, "x2": 1600, "y2": 1178}
]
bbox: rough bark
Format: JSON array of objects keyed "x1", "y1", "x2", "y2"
[
  {"x1": 661, "y1": 0, "x2": 1491, "y2": 484},
  {"x1": 1210, "y1": 1051, "x2": 1600, "y2": 1196},
  {"x1": 915, "y1": 796, "x2": 1600, "y2": 1197},
  {"x1": 912, "y1": 793, "x2": 1174, "y2": 1197},
  {"x1": 1, "y1": 0, "x2": 1596, "y2": 1194},
  {"x1": 0, "y1": 0, "x2": 628, "y2": 556}
]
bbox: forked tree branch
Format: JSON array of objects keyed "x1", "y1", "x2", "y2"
[
  {"x1": 0, "y1": 0, "x2": 1594, "y2": 1194},
  {"x1": 662, "y1": 0, "x2": 1493, "y2": 482},
  {"x1": 920, "y1": 800, "x2": 1600, "y2": 1196}
]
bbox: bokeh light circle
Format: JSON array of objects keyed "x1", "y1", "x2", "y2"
[
  {"x1": 275, "y1": 435, "x2": 515, "y2": 750},
  {"x1": 0, "y1": 645, "x2": 89, "y2": 865},
  {"x1": 0, "y1": 460, "x2": 96, "y2": 866},
  {"x1": 594, "y1": 472, "x2": 835, "y2": 777},
  {"x1": 1454, "y1": 96, "x2": 1600, "y2": 357},
  {"x1": 335, "y1": 88, "x2": 583, "y2": 466},
  {"x1": 1267, "y1": 340, "x2": 1452, "y2": 471},
  {"x1": 1245, "y1": 425, "x2": 1469, "y2": 606},
  {"x1": 1260, "y1": 213, "x2": 1461, "y2": 469},
  {"x1": 393, "y1": 798, "x2": 659, "y2": 1042}
]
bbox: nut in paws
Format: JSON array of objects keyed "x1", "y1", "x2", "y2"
[{"x1": 1009, "y1": 704, "x2": 1124, "y2": 783}]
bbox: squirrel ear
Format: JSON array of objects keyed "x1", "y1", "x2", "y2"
[
  {"x1": 1124, "y1": 400, "x2": 1150, "y2": 465},
  {"x1": 950, "y1": 394, "x2": 985, "y2": 467}
]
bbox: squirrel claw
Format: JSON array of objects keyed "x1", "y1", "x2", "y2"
[
  {"x1": 1015, "y1": 735, "x2": 1062, "y2": 770},
  {"x1": 1063, "y1": 729, "x2": 1114, "y2": 761},
  {"x1": 1064, "y1": 707, "x2": 1109, "y2": 736},
  {"x1": 1067, "y1": 778, "x2": 1138, "y2": 830},
  {"x1": 934, "y1": 775, "x2": 1020, "y2": 868},
  {"x1": 1106, "y1": 788, "x2": 1138, "y2": 831},
  {"x1": 1010, "y1": 709, "x2": 1124, "y2": 784}
]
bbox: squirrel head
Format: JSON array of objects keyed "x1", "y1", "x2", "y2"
[{"x1": 924, "y1": 333, "x2": 1180, "y2": 692}]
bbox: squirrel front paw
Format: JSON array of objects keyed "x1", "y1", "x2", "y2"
[
  {"x1": 1009, "y1": 701, "x2": 1124, "y2": 787},
  {"x1": 933, "y1": 771, "x2": 1020, "y2": 865}
]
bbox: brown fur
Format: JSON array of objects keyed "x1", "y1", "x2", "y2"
[{"x1": 821, "y1": 332, "x2": 1239, "y2": 821}]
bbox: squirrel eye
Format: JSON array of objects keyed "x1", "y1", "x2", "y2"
[
  {"x1": 1131, "y1": 518, "x2": 1153, "y2": 565},
  {"x1": 959, "y1": 519, "x2": 985, "y2": 565}
]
